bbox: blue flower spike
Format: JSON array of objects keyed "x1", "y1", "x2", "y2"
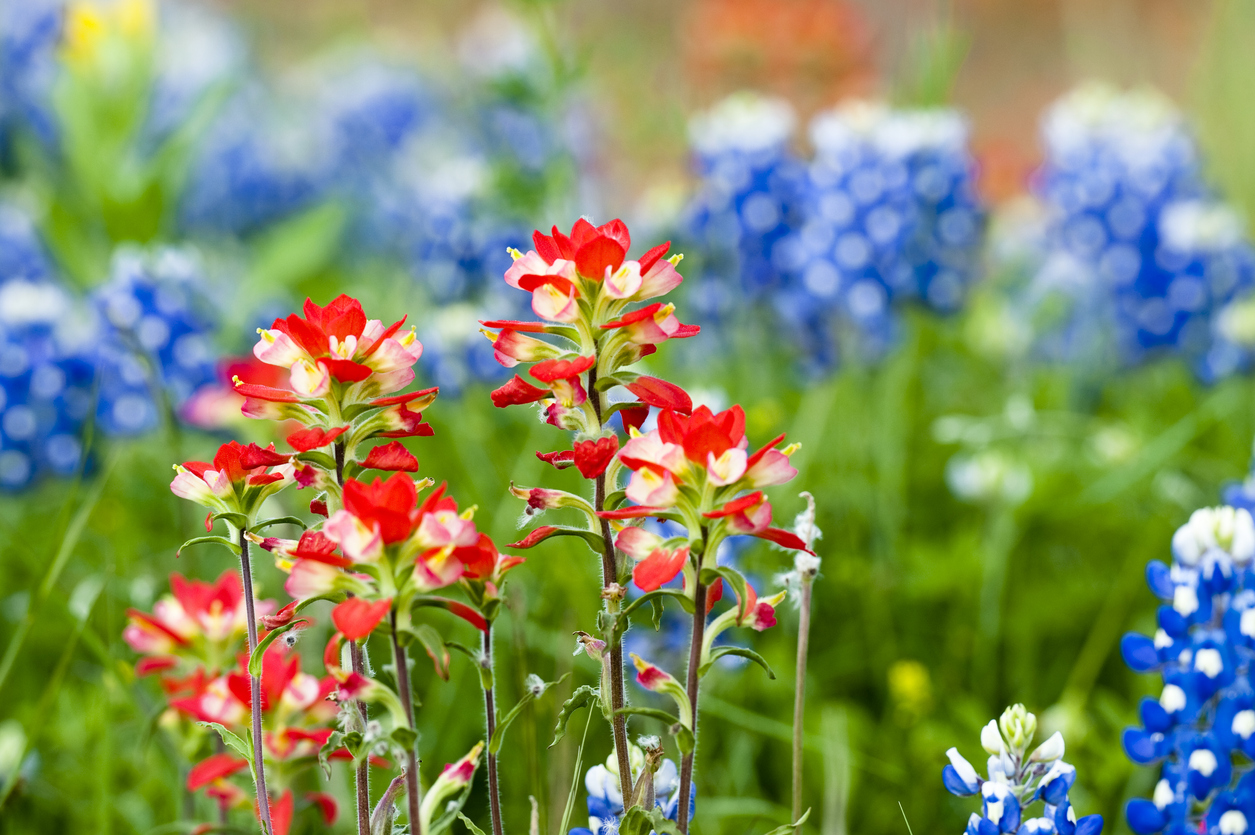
[
  {"x1": 942, "y1": 704, "x2": 1103, "y2": 835},
  {"x1": 1122, "y1": 503, "x2": 1255, "y2": 834}
]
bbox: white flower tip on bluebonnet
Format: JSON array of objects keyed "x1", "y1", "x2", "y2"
[
  {"x1": 1173, "y1": 506, "x2": 1255, "y2": 566},
  {"x1": 979, "y1": 720, "x2": 1005, "y2": 755},
  {"x1": 980, "y1": 781, "x2": 1014, "y2": 825},
  {"x1": 689, "y1": 92, "x2": 797, "y2": 157},
  {"x1": 1028, "y1": 731, "x2": 1065, "y2": 763},
  {"x1": 0, "y1": 280, "x2": 69, "y2": 327},
  {"x1": 946, "y1": 747, "x2": 981, "y2": 791},
  {"x1": 945, "y1": 450, "x2": 1033, "y2": 506},
  {"x1": 1041, "y1": 82, "x2": 1184, "y2": 161},
  {"x1": 1159, "y1": 683, "x2": 1187, "y2": 714},
  {"x1": 1188, "y1": 747, "x2": 1218, "y2": 777},
  {"x1": 1194, "y1": 647, "x2": 1225, "y2": 678},
  {"x1": 585, "y1": 763, "x2": 623, "y2": 808},
  {"x1": 1219, "y1": 810, "x2": 1249, "y2": 835},
  {"x1": 1159, "y1": 200, "x2": 1246, "y2": 254},
  {"x1": 455, "y1": 5, "x2": 539, "y2": 79},
  {"x1": 1152, "y1": 778, "x2": 1174, "y2": 810},
  {"x1": 1234, "y1": 708, "x2": 1255, "y2": 740},
  {"x1": 809, "y1": 100, "x2": 969, "y2": 159}
]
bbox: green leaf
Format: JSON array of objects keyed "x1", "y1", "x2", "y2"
[
  {"x1": 248, "y1": 621, "x2": 305, "y2": 676},
  {"x1": 198, "y1": 722, "x2": 251, "y2": 766},
  {"x1": 558, "y1": 710, "x2": 595, "y2": 835},
  {"x1": 550, "y1": 684, "x2": 598, "y2": 748},
  {"x1": 456, "y1": 812, "x2": 487, "y2": 835},
  {"x1": 391, "y1": 725, "x2": 418, "y2": 750},
  {"x1": 317, "y1": 730, "x2": 344, "y2": 779},
  {"x1": 651, "y1": 595, "x2": 665, "y2": 631},
  {"x1": 619, "y1": 806, "x2": 653, "y2": 835},
  {"x1": 616, "y1": 588, "x2": 694, "y2": 636},
  {"x1": 295, "y1": 592, "x2": 346, "y2": 613},
  {"x1": 489, "y1": 672, "x2": 570, "y2": 754},
  {"x1": 699, "y1": 565, "x2": 751, "y2": 622},
  {"x1": 252, "y1": 515, "x2": 308, "y2": 533},
  {"x1": 177, "y1": 535, "x2": 240, "y2": 558},
  {"x1": 515, "y1": 525, "x2": 606, "y2": 552},
  {"x1": 410, "y1": 624, "x2": 451, "y2": 681},
  {"x1": 604, "y1": 489, "x2": 628, "y2": 510},
  {"x1": 648, "y1": 808, "x2": 684, "y2": 835},
  {"x1": 698, "y1": 646, "x2": 776, "y2": 680},
  {"x1": 762, "y1": 808, "x2": 811, "y2": 835}
]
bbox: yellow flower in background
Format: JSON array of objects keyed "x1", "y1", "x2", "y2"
[
  {"x1": 888, "y1": 659, "x2": 933, "y2": 722},
  {"x1": 61, "y1": 0, "x2": 155, "y2": 69}
]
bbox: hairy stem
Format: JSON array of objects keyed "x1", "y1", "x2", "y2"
[
  {"x1": 677, "y1": 578, "x2": 708, "y2": 833},
  {"x1": 792, "y1": 577, "x2": 814, "y2": 833},
  {"x1": 587, "y1": 365, "x2": 634, "y2": 802},
  {"x1": 336, "y1": 439, "x2": 372, "y2": 835},
  {"x1": 389, "y1": 611, "x2": 423, "y2": 834},
  {"x1": 238, "y1": 533, "x2": 274, "y2": 835},
  {"x1": 483, "y1": 622, "x2": 505, "y2": 835}
]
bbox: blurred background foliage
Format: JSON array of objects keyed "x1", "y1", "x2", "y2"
[{"x1": 4, "y1": 1, "x2": 1255, "y2": 834}]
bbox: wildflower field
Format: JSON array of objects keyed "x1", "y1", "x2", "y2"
[{"x1": 6, "y1": 2, "x2": 1255, "y2": 834}]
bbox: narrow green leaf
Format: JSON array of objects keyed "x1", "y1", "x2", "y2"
[
  {"x1": 317, "y1": 730, "x2": 344, "y2": 779},
  {"x1": 558, "y1": 710, "x2": 595, "y2": 835},
  {"x1": 550, "y1": 684, "x2": 598, "y2": 748},
  {"x1": 616, "y1": 588, "x2": 694, "y2": 636},
  {"x1": 489, "y1": 672, "x2": 570, "y2": 754},
  {"x1": 604, "y1": 489, "x2": 628, "y2": 511},
  {"x1": 648, "y1": 808, "x2": 684, "y2": 835},
  {"x1": 614, "y1": 706, "x2": 680, "y2": 725},
  {"x1": 410, "y1": 624, "x2": 451, "y2": 681},
  {"x1": 698, "y1": 646, "x2": 776, "y2": 680},
  {"x1": 294, "y1": 450, "x2": 338, "y2": 471},
  {"x1": 391, "y1": 725, "x2": 418, "y2": 750},
  {"x1": 198, "y1": 722, "x2": 251, "y2": 765},
  {"x1": 248, "y1": 621, "x2": 304, "y2": 676},
  {"x1": 762, "y1": 808, "x2": 811, "y2": 835},
  {"x1": 252, "y1": 515, "x2": 308, "y2": 533},
  {"x1": 651, "y1": 595, "x2": 665, "y2": 631},
  {"x1": 177, "y1": 535, "x2": 240, "y2": 557},
  {"x1": 456, "y1": 812, "x2": 488, "y2": 835},
  {"x1": 211, "y1": 511, "x2": 249, "y2": 528}
]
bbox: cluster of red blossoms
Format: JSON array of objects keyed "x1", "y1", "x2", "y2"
[{"x1": 134, "y1": 218, "x2": 812, "y2": 835}]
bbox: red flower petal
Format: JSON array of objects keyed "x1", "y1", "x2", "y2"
[
  {"x1": 596, "y1": 506, "x2": 667, "y2": 520},
  {"x1": 632, "y1": 546, "x2": 688, "y2": 592},
  {"x1": 306, "y1": 792, "x2": 338, "y2": 825},
  {"x1": 752, "y1": 527, "x2": 813, "y2": 552},
  {"x1": 332, "y1": 597, "x2": 392, "y2": 641},
  {"x1": 530, "y1": 355, "x2": 595, "y2": 383},
  {"x1": 310, "y1": 498, "x2": 329, "y2": 517},
  {"x1": 575, "y1": 236, "x2": 626, "y2": 279},
  {"x1": 536, "y1": 450, "x2": 576, "y2": 469},
  {"x1": 703, "y1": 491, "x2": 765, "y2": 518},
  {"x1": 370, "y1": 387, "x2": 439, "y2": 408},
  {"x1": 287, "y1": 425, "x2": 350, "y2": 453},
  {"x1": 625, "y1": 377, "x2": 692, "y2": 415},
  {"x1": 359, "y1": 316, "x2": 407, "y2": 359},
  {"x1": 479, "y1": 319, "x2": 551, "y2": 333},
  {"x1": 491, "y1": 375, "x2": 549, "y2": 408},
  {"x1": 188, "y1": 753, "x2": 248, "y2": 791},
  {"x1": 638, "y1": 241, "x2": 671, "y2": 274},
  {"x1": 517, "y1": 274, "x2": 577, "y2": 295},
  {"x1": 135, "y1": 656, "x2": 179, "y2": 677},
  {"x1": 239, "y1": 443, "x2": 291, "y2": 468},
  {"x1": 233, "y1": 381, "x2": 301, "y2": 402},
  {"x1": 598, "y1": 219, "x2": 631, "y2": 252},
  {"x1": 361, "y1": 441, "x2": 419, "y2": 472},
  {"x1": 323, "y1": 357, "x2": 373, "y2": 383},
  {"x1": 506, "y1": 526, "x2": 560, "y2": 549},
  {"x1": 266, "y1": 789, "x2": 295, "y2": 835},
  {"x1": 746, "y1": 433, "x2": 787, "y2": 468},
  {"x1": 532, "y1": 229, "x2": 562, "y2": 263},
  {"x1": 600, "y1": 302, "x2": 663, "y2": 330},
  {"x1": 573, "y1": 436, "x2": 619, "y2": 479},
  {"x1": 618, "y1": 404, "x2": 650, "y2": 434},
  {"x1": 706, "y1": 578, "x2": 724, "y2": 614}
]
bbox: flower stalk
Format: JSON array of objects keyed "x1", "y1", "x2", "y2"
[
  {"x1": 337, "y1": 439, "x2": 373, "y2": 835},
  {"x1": 236, "y1": 529, "x2": 274, "y2": 835},
  {"x1": 677, "y1": 576, "x2": 708, "y2": 833},
  {"x1": 482, "y1": 622, "x2": 505, "y2": 835},
  {"x1": 389, "y1": 609, "x2": 423, "y2": 834},
  {"x1": 791, "y1": 493, "x2": 822, "y2": 834}
]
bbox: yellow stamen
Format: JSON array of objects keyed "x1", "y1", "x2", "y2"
[
  {"x1": 782, "y1": 442, "x2": 802, "y2": 456},
  {"x1": 668, "y1": 253, "x2": 685, "y2": 266},
  {"x1": 507, "y1": 247, "x2": 524, "y2": 261}
]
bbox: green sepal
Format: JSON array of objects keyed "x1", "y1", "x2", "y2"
[
  {"x1": 620, "y1": 805, "x2": 683, "y2": 835},
  {"x1": 488, "y1": 672, "x2": 570, "y2": 755},
  {"x1": 550, "y1": 684, "x2": 598, "y2": 748},
  {"x1": 210, "y1": 511, "x2": 249, "y2": 528},
  {"x1": 615, "y1": 588, "x2": 694, "y2": 637},
  {"x1": 253, "y1": 515, "x2": 308, "y2": 533},
  {"x1": 178, "y1": 535, "x2": 240, "y2": 558},
  {"x1": 428, "y1": 773, "x2": 478, "y2": 835},
  {"x1": 604, "y1": 489, "x2": 628, "y2": 511},
  {"x1": 698, "y1": 646, "x2": 776, "y2": 679},
  {"x1": 699, "y1": 565, "x2": 752, "y2": 622},
  {"x1": 762, "y1": 808, "x2": 811, "y2": 835}
]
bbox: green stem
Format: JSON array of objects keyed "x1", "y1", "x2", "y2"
[
  {"x1": 677, "y1": 577, "x2": 708, "y2": 833},
  {"x1": 389, "y1": 610, "x2": 423, "y2": 834},
  {"x1": 483, "y1": 623, "x2": 504, "y2": 835},
  {"x1": 792, "y1": 576, "x2": 814, "y2": 833},
  {"x1": 238, "y1": 532, "x2": 274, "y2": 835}
]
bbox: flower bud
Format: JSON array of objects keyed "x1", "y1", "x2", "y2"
[
  {"x1": 1029, "y1": 731, "x2": 1065, "y2": 763},
  {"x1": 980, "y1": 720, "x2": 1005, "y2": 755},
  {"x1": 998, "y1": 704, "x2": 1037, "y2": 752},
  {"x1": 419, "y1": 742, "x2": 484, "y2": 832}
]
